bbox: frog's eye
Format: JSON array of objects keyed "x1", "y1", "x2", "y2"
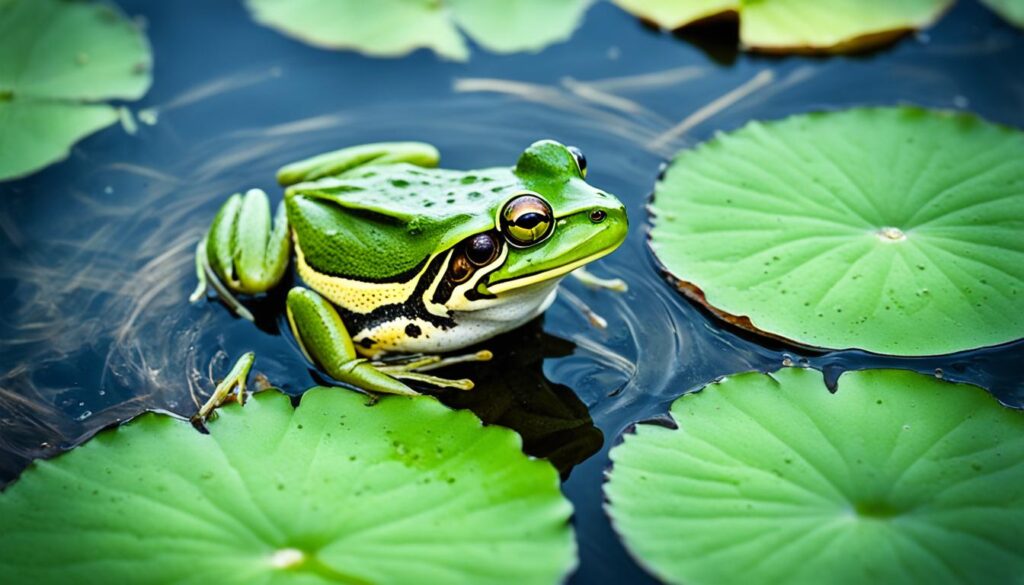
[
  {"x1": 466, "y1": 233, "x2": 499, "y2": 266},
  {"x1": 449, "y1": 255, "x2": 474, "y2": 283},
  {"x1": 567, "y1": 146, "x2": 587, "y2": 179},
  {"x1": 501, "y1": 194, "x2": 554, "y2": 247}
]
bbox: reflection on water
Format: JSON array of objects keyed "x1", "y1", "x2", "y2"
[
  {"x1": 433, "y1": 321, "x2": 607, "y2": 478},
  {"x1": 1, "y1": 0, "x2": 1023, "y2": 582}
]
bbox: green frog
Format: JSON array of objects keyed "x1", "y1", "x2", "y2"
[{"x1": 190, "y1": 140, "x2": 628, "y2": 418}]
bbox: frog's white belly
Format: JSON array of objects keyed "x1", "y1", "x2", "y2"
[{"x1": 355, "y1": 279, "x2": 561, "y2": 355}]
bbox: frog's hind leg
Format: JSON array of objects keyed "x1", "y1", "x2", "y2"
[
  {"x1": 276, "y1": 142, "x2": 440, "y2": 186},
  {"x1": 191, "y1": 188, "x2": 291, "y2": 321}
]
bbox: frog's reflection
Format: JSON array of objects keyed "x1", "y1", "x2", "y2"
[{"x1": 427, "y1": 319, "x2": 603, "y2": 479}]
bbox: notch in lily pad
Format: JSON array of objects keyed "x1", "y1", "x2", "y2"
[
  {"x1": 245, "y1": 0, "x2": 593, "y2": 61},
  {"x1": 612, "y1": 0, "x2": 953, "y2": 53},
  {"x1": 0, "y1": 388, "x2": 577, "y2": 584},
  {"x1": 0, "y1": 0, "x2": 152, "y2": 181},
  {"x1": 648, "y1": 106, "x2": 1024, "y2": 356},
  {"x1": 605, "y1": 367, "x2": 1024, "y2": 585}
]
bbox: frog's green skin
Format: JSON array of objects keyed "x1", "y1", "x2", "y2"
[{"x1": 193, "y1": 140, "x2": 627, "y2": 402}]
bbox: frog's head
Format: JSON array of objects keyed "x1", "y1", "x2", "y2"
[{"x1": 454, "y1": 140, "x2": 628, "y2": 299}]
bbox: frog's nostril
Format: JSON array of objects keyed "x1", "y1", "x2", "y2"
[{"x1": 590, "y1": 210, "x2": 607, "y2": 223}]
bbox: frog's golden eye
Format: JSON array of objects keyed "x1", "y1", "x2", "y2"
[
  {"x1": 567, "y1": 146, "x2": 587, "y2": 178},
  {"x1": 501, "y1": 194, "x2": 554, "y2": 248}
]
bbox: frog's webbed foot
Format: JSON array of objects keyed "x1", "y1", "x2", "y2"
[
  {"x1": 190, "y1": 189, "x2": 291, "y2": 321},
  {"x1": 287, "y1": 287, "x2": 481, "y2": 396},
  {"x1": 193, "y1": 351, "x2": 255, "y2": 424},
  {"x1": 276, "y1": 142, "x2": 440, "y2": 186}
]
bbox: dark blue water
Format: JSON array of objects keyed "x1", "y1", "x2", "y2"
[{"x1": 1, "y1": 1, "x2": 1022, "y2": 582}]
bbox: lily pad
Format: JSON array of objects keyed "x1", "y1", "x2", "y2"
[
  {"x1": 0, "y1": 388, "x2": 576, "y2": 584},
  {"x1": 0, "y1": 0, "x2": 152, "y2": 181},
  {"x1": 981, "y1": 0, "x2": 1024, "y2": 28},
  {"x1": 244, "y1": 0, "x2": 592, "y2": 61},
  {"x1": 612, "y1": 0, "x2": 952, "y2": 53},
  {"x1": 648, "y1": 107, "x2": 1024, "y2": 356},
  {"x1": 612, "y1": 0, "x2": 738, "y2": 30},
  {"x1": 605, "y1": 367, "x2": 1024, "y2": 585}
]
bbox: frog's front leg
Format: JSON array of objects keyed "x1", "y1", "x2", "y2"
[
  {"x1": 276, "y1": 142, "x2": 440, "y2": 185},
  {"x1": 194, "y1": 351, "x2": 255, "y2": 423},
  {"x1": 286, "y1": 287, "x2": 476, "y2": 395},
  {"x1": 190, "y1": 188, "x2": 291, "y2": 320}
]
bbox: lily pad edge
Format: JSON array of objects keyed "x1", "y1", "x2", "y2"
[{"x1": 645, "y1": 104, "x2": 1024, "y2": 358}]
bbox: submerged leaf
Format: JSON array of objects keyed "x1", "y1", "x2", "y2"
[
  {"x1": 0, "y1": 389, "x2": 576, "y2": 584},
  {"x1": 648, "y1": 107, "x2": 1024, "y2": 356},
  {"x1": 244, "y1": 0, "x2": 592, "y2": 61},
  {"x1": 612, "y1": 0, "x2": 952, "y2": 53},
  {"x1": 606, "y1": 368, "x2": 1024, "y2": 585},
  {"x1": 0, "y1": 0, "x2": 152, "y2": 181}
]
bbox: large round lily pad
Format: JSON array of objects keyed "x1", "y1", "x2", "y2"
[
  {"x1": 649, "y1": 107, "x2": 1024, "y2": 356},
  {"x1": 0, "y1": 389, "x2": 576, "y2": 584},
  {"x1": 612, "y1": 0, "x2": 952, "y2": 53},
  {"x1": 245, "y1": 0, "x2": 592, "y2": 61},
  {"x1": 0, "y1": 0, "x2": 152, "y2": 181},
  {"x1": 605, "y1": 367, "x2": 1024, "y2": 585}
]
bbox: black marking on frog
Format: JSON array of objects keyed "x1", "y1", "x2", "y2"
[
  {"x1": 431, "y1": 236, "x2": 501, "y2": 306},
  {"x1": 338, "y1": 254, "x2": 456, "y2": 343},
  {"x1": 405, "y1": 323, "x2": 422, "y2": 338}
]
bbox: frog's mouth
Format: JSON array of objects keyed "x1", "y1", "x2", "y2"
[{"x1": 481, "y1": 246, "x2": 617, "y2": 296}]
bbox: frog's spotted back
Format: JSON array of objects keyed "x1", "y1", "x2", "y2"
[
  {"x1": 333, "y1": 165, "x2": 514, "y2": 219},
  {"x1": 286, "y1": 165, "x2": 513, "y2": 281}
]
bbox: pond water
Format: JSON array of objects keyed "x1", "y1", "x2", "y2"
[{"x1": 1, "y1": 1, "x2": 1023, "y2": 582}]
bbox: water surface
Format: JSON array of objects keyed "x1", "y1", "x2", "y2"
[{"x1": 1, "y1": 1, "x2": 1023, "y2": 582}]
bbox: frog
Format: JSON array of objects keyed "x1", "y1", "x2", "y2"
[{"x1": 189, "y1": 140, "x2": 628, "y2": 419}]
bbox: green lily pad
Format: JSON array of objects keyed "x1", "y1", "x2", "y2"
[
  {"x1": 981, "y1": 0, "x2": 1024, "y2": 28},
  {"x1": 0, "y1": 388, "x2": 576, "y2": 584},
  {"x1": 612, "y1": 0, "x2": 738, "y2": 30},
  {"x1": 612, "y1": 0, "x2": 952, "y2": 53},
  {"x1": 244, "y1": 0, "x2": 592, "y2": 61},
  {"x1": 0, "y1": 0, "x2": 152, "y2": 181},
  {"x1": 605, "y1": 367, "x2": 1024, "y2": 585},
  {"x1": 648, "y1": 107, "x2": 1024, "y2": 356}
]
